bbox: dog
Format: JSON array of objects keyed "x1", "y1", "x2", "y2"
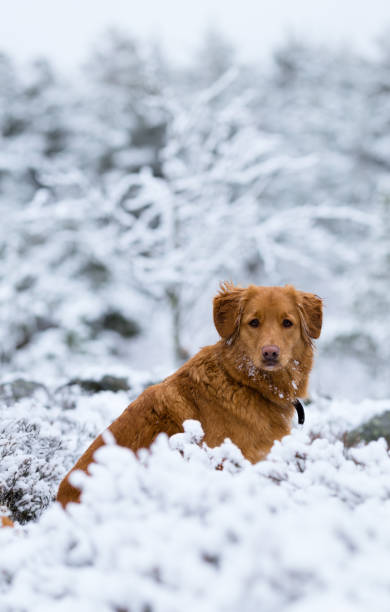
[{"x1": 57, "y1": 282, "x2": 322, "y2": 507}]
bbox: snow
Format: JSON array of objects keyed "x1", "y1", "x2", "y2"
[
  {"x1": 1, "y1": 27, "x2": 390, "y2": 612},
  {"x1": 1, "y1": 385, "x2": 390, "y2": 611}
]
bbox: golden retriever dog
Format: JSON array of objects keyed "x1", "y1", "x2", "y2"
[{"x1": 57, "y1": 282, "x2": 322, "y2": 508}]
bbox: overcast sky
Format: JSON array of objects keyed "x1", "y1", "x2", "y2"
[{"x1": 1, "y1": 0, "x2": 390, "y2": 70}]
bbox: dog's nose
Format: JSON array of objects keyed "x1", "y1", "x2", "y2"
[{"x1": 262, "y1": 345, "x2": 280, "y2": 361}]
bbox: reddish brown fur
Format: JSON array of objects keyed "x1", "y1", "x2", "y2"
[{"x1": 57, "y1": 283, "x2": 322, "y2": 508}]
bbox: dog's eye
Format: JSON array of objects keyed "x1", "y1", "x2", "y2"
[
  {"x1": 249, "y1": 319, "x2": 260, "y2": 328},
  {"x1": 282, "y1": 319, "x2": 293, "y2": 328}
]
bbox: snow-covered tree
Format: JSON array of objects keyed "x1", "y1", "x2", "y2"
[
  {"x1": 108, "y1": 69, "x2": 374, "y2": 365},
  {"x1": 0, "y1": 31, "x2": 389, "y2": 395}
]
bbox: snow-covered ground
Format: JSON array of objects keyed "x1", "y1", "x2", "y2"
[{"x1": 1, "y1": 375, "x2": 390, "y2": 611}]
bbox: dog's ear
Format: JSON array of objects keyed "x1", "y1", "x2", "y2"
[
  {"x1": 296, "y1": 291, "x2": 323, "y2": 341},
  {"x1": 213, "y1": 282, "x2": 246, "y2": 342}
]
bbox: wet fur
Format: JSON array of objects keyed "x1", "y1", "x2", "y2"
[{"x1": 57, "y1": 283, "x2": 322, "y2": 507}]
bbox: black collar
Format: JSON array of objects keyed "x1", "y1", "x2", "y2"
[{"x1": 294, "y1": 399, "x2": 305, "y2": 425}]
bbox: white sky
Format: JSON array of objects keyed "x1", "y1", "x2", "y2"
[{"x1": 1, "y1": 0, "x2": 390, "y2": 70}]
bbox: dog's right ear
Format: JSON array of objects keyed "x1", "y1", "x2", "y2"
[
  {"x1": 213, "y1": 282, "x2": 246, "y2": 342},
  {"x1": 296, "y1": 291, "x2": 323, "y2": 342}
]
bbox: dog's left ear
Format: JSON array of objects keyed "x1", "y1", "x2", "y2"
[
  {"x1": 296, "y1": 291, "x2": 323, "y2": 340},
  {"x1": 213, "y1": 282, "x2": 246, "y2": 342}
]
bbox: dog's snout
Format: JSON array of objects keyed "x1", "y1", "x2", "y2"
[{"x1": 262, "y1": 345, "x2": 280, "y2": 361}]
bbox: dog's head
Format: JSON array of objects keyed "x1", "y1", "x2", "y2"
[{"x1": 213, "y1": 282, "x2": 322, "y2": 372}]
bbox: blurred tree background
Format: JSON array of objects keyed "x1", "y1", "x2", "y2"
[{"x1": 0, "y1": 28, "x2": 389, "y2": 398}]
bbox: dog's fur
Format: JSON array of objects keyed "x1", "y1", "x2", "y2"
[{"x1": 57, "y1": 283, "x2": 322, "y2": 508}]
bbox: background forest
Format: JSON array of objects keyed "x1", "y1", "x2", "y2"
[{"x1": 1, "y1": 28, "x2": 390, "y2": 398}]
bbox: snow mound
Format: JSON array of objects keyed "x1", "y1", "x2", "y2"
[{"x1": 1, "y1": 393, "x2": 390, "y2": 611}]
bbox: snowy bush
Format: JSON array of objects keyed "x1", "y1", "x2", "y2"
[{"x1": 1, "y1": 387, "x2": 390, "y2": 611}]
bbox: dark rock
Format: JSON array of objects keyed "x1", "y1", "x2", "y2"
[
  {"x1": 87, "y1": 310, "x2": 140, "y2": 339},
  {"x1": 61, "y1": 375, "x2": 131, "y2": 394},
  {"x1": 0, "y1": 379, "x2": 49, "y2": 406},
  {"x1": 343, "y1": 411, "x2": 390, "y2": 447}
]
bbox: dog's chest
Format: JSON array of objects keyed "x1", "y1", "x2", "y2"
[{"x1": 195, "y1": 385, "x2": 293, "y2": 463}]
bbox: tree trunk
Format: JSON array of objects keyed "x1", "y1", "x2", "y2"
[{"x1": 167, "y1": 288, "x2": 189, "y2": 366}]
